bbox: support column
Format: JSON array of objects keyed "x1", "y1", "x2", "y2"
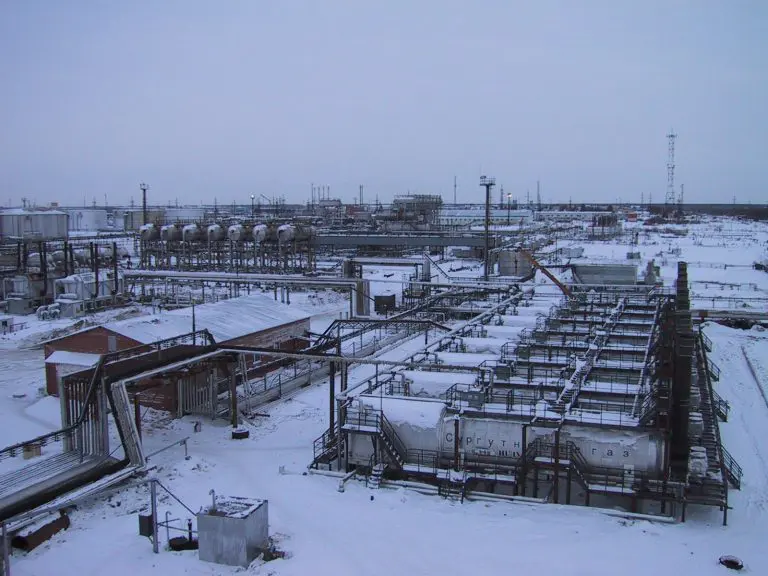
[
  {"x1": 229, "y1": 365, "x2": 238, "y2": 428},
  {"x1": 134, "y1": 392, "x2": 142, "y2": 442},
  {"x1": 329, "y1": 361, "x2": 335, "y2": 435},
  {"x1": 553, "y1": 429, "x2": 560, "y2": 504}
]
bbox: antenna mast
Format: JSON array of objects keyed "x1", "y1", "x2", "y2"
[{"x1": 665, "y1": 131, "x2": 677, "y2": 210}]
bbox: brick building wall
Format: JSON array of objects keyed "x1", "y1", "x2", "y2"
[{"x1": 44, "y1": 326, "x2": 142, "y2": 396}]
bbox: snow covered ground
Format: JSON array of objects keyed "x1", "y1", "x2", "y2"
[{"x1": 3, "y1": 218, "x2": 768, "y2": 574}]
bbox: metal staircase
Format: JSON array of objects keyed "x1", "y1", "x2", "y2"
[
  {"x1": 341, "y1": 407, "x2": 406, "y2": 469},
  {"x1": 367, "y1": 462, "x2": 386, "y2": 489},
  {"x1": 311, "y1": 429, "x2": 339, "y2": 470},
  {"x1": 721, "y1": 446, "x2": 743, "y2": 489},
  {"x1": 438, "y1": 470, "x2": 467, "y2": 502}
]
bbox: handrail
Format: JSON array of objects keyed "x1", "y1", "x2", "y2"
[
  {"x1": 378, "y1": 412, "x2": 407, "y2": 462},
  {"x1": 0, "y1": 329, "x2": 214, "y2": 461},
  {"x1": 0, "y1": 354, "x2": 106, "y2": 461}
]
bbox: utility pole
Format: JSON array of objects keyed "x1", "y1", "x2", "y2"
[
  {"x1": 140, "y1": 182, "x2": 149, "y2": 226},
  {"x1": 453, "y1": 176, "x2": 457, "y2": 205},
  {"x1": 480, "y1": 175, "x2": 496, "y2": 282},
  {"x1": 665, "y1": 130, "x2": 678, "y2": 215}
]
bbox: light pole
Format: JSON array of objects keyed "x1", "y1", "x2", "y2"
[
  {"x1": 507, "y1": 193, "x2": 512, "y2": 225},
  {"x1": 250, "y1": 195, "x2": 255, "y2": 219},
  {"x1": 479, "y1": 175, "x2": 496, "y2": 282}
]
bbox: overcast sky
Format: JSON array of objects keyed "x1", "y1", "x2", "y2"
[{"x1": 1, "y1": 1, "x2": 766, "y2": 207}]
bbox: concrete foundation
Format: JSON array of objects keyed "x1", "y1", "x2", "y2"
[{"x1": 197, "y1": 496, "x2": 269, "y2": 568}]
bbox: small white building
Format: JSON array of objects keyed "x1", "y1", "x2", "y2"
[{"x1": 53, "y1": 271, "x2": 125, "y2": 317}]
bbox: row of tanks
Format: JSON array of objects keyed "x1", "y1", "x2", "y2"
[
  {"x1": 25, "y1": 245, "x2": 130, "y2": 271},
  {"x1": 139, "y1": 222, "x2": 315, "y2": 245}
]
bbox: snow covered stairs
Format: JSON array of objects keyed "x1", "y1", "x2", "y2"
[
  {"x1": 368, "y1": 463, "x2": 386, "y2": 490},
  {"x1": 343, "y1": 406, "x2": 406, "y2": 469},
  {"x1": 438, "y1": 470, "x2": 467, "y2": 502}
]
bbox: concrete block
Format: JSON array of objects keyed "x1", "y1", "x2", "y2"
[{"x1": 197, "y1": 496, "x2": 269, "y2": 568}]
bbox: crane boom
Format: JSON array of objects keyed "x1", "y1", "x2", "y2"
[{"x1": 516, "y1": 248, "x2": 572, "y2": 298}]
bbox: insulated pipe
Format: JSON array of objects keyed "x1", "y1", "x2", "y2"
[{"x1": 113, "y1": 242, "x2": 119, "y2": 296}]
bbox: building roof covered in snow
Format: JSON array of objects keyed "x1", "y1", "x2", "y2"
[{"x1": 104, "y1": 293, "x2": 310, "y2": 344}]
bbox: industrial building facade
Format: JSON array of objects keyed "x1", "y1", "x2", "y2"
[{"x1": 43, "y1": 293, "x2": 311, "y2": 411}]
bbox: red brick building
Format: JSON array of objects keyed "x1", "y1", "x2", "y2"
[{"x1": 44, "y1": 293, "x2": 311, "y2": 399}]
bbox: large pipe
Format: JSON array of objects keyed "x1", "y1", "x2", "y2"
[
  {"x1": 113, "y1": 242, "x2": 119, "y2": 296},
  {"x1": 39, "y1": 242, "x2": 48, "y2": 299}
]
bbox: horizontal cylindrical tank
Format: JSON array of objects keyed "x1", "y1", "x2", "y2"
[
  {"x1": 51, "y1": 250, "x2": 66, "y2": 264},
  {"x1": 26, "y1": 252, "x2": 54, "y2": 269},
  {"x1": 277, "y1": 224, "x2": 295, "y2": 244},
  {"x1": 140, "y1": 223, "x2": 160, "y2": 241},
  {"x1": 227, "y1": 224, "x2": 251, "y2": 242},
  {"x1": 161, "y1": 224, "x2": 181, "y2": 242},
  {"x1": 252, "y1": 224, "x2": 267, "y2": 244},
  {"x1": 207, "y1": 224, "x2": 225, "y2": 242},
  {"x1": 498, "y1": 250, "x2": 534, "y2": 277},
  {"x1": 277, "y1": 224, "x2": 314, "y2": 244},
  {"x1": 73, "y1": 249, "x2": 89, "y2": 265},
  {"x1": 182, "y1": 223, "x2": 201, "y2": 242},
  {"x1": 346, "y1": 397, "x2": 663, "y2": 474}
]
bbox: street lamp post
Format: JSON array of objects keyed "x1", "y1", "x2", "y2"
[
  {"x1": 507, "y1": 193, "x2": 512, "y2": 225},
  {"x1": 250, "y1": 195, "x2": 255, "y2": 219}
]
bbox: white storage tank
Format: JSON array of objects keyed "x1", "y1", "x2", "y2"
[
  {"x1": 161, "y1": 224, "x2": 181, "y2": 242},
  {"x1": 0, "y1": 209, "x2": 69, "y2": 240},
  {"x1": 227, "y1": 224, "x2": 251, "y2": 242},
  {"x1": 139, "y1": 223, "x2": 160, "y2": 241},
  {"x1": 165, "y1": 207, "x2": 205, "y2": 222},
  {"x1": 252, "y1": 224, "x2": 267, "y2": 244},
  {"x1": 498, "y1": 250, "x2": 533, "y2": 277},
  {"x1": 67, "y1": 209, "x2": 108, "y2": 232},
  {"x1": 207, "y1": 224, "x2": 225, "y2": 242},
  {"x1": 182, "y1": 223, "x2": 201, "y2": 242},
  {"x1": 277, "y1": 224, "x2": 295, "y2": 244}
]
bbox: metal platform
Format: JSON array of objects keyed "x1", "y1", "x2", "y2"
[{"x1": 0, "y1": 453, "x2": 122, "y2": 522}]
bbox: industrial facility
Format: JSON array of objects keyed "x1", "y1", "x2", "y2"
[{"x1": 0, "y1": 182, "x2": 759, "y2": 575}]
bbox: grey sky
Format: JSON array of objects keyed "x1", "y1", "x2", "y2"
[{"x1": 1, "y1": 1, "x2": 765, "y2": 207}]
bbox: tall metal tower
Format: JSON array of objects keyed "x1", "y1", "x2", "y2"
[
  {"x1": 665, "y1": 131, "x2": 677, "y2": 207},
  {"x1": 140, "y1": 182, "x2": 149, "y2": 226},
  {"x1": 479, "y1": 175, "x2": 496, "y2": 281}
]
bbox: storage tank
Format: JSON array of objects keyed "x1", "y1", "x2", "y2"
[
  {"x1": 252, "y1": 224, "x2": 267, "y2": 244},
  {"x1": 67, "y1": 209, "x2": 108, "y2": 231},
  {"x1": 73, "y1": 249, "x2": 89, "y2": 265},
  {"x1": 498, "y1": 250, "x2": 533, "y2": 277},
  {"x1": 277, "y1": 224, "x2": 295, "y2": 244},
  {"x1": 166, "y1": 207, "x2": 206, "y2": 222},
  {"x1": 26, "y1": 252, "x2": 54, "y2": 270},
  {"x1": 227, "y1": 224, "x2": 251, "y2": 242},
  {"x1": 140, "y1": 223, "x2": 160, "y2": 241},
  {"x1": 51, "y1": 250, "x2": 66, "y2": 266},
  {"x1": 161, "y1": 224, "x2": 181, "y2": 242},
  {"x1": 182, "y1": 223, "x2": 201, "y2": 242},
  {"x1": 207, "y1": 224, "x2": 225, "y2": 242},
  {"x1": 0, "y1": 209, "x2": 69, "y2": 240}
]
